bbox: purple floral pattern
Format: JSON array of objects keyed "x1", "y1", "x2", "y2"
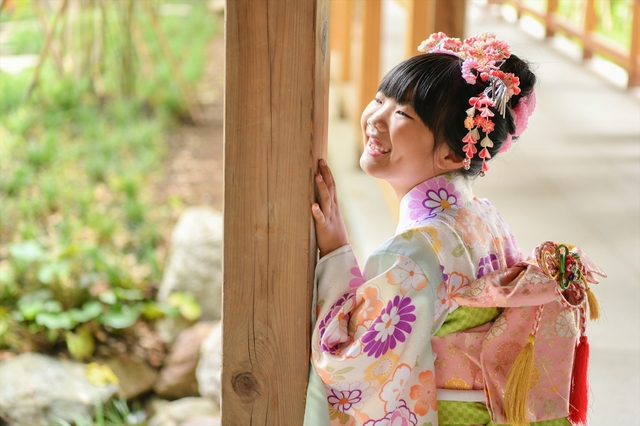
[
  {"x1": 362, "y1": 296, "x2": 416, "y2": 358},
  {"x1": 408, "y1": 176, "x2": 461, "y2": 221},
  {"x1": 363, "y1": 399, "x2": 418, "y2": 426},
  {"x1": 504, "y1": 235, "x2": 523, "y2": 267},
  {"x1": 328, "y1": 387, "x2": 363, "y2": 412},
  {"x1": 440, "y1": 264, "x2": 449, "y2": 283},
  {"x1": 477, "y1": 252, "x2": 500, "y2": 278},
  {"x1": 318, "y1": 292, "x2": 356, "y2": 353},
  {"x1": 349, "y1": 265, "x2": 365, "y2": 291}
]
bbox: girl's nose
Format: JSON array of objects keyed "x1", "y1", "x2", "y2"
[{"x1": 368, "y1": 110, "x2": 388, "y2": 132}]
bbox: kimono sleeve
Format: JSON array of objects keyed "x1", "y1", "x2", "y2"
[{"x1": 306, "y1": 232, "x2": 446, "y2": 424}]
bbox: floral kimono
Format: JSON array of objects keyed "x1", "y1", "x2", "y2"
[
  {"x1": 305, "y1": 172, "x2": 523, "y2": 425},
  {"x1": 304, "y1": 173, "x2": 606, "y2": 426}
]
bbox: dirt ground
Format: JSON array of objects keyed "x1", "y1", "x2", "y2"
[{"x1": 155, "y1": 33, "x2": 225, "y2": 211}]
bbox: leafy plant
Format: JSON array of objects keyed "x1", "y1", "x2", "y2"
[
  {"x1": 0, "y1": 1, "x2": 218, "y2": 361},
  {"x1": 53, "y1": 396, "x2": 147, "y2": 426}
]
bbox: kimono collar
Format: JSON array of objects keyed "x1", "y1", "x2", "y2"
[{"x1": 396, "y1": 172, "x2": 474, "y2": 233}]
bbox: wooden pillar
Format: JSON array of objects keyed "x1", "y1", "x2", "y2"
[
  {"x1": 545, "y1": 0, "x2": 558, "y2": 38},
  {"x1": 434, "y1": 0, "x2": 466, "y2": 39},
  {"x1": 332, "y1": 0, "x2": 353, "y2": 81},
  {"x1": 222, "y1": 0, "x2": 330, "y2": 424},
  {"x1": 629, "y1": 0, "x2": 640, "y2": 87},
  {"x1": 358, "y1": 0, "x2": 381, "y2": 126},
  {"x1": 405, "y1": 0, "x2": 434, "y2": 58},
  {"x1": 514, "y1": 0, "x2": 523, "y2": 20},
  {"x1": 583, "y1": 0, "x2": 596, "y2": 60}
]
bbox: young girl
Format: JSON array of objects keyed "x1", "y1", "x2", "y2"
[{"x1": 304, "y1": 33, "x2": 605, "y2": 426}]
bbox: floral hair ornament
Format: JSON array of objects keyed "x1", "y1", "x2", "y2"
[
  {"x1": 418, "y1": 32, "x2": 523, "y2": 176},
  {"x1": 500, "y1": 91, "x2": 536, "y2": 153}
]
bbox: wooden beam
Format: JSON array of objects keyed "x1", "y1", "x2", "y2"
[
  {"x1": 331, "y1": 0, "x2": 353, "y2": 81},
  {"x1": 629, "y1": 0, "x2": 640, "y2": 87},
  {"x1": 358, "y1": 0, "x2": 381, "y2": 128},
  {"x1": 582, "y1": 0, "x2": 596, "y2": 60},
  {"x1": 434, "y1": 0, "x2": 466, "y2": 39},
  {"x1": 405, "y1": 0, "x2": 434, "y2": 58},
  {"x1": 544, "y1": 0, "x2": 558, "y2": 38},
  {"x1": 222, "y1": 0, "x2": 330, "y2": 424}
]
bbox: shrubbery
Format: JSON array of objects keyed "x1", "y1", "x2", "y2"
[{"x1": 0, "y1": 0, "x2": 218, "y2": 361}]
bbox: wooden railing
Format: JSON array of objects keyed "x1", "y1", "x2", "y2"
[{"x1": 488, "y1": 0, "x2": 640, "y2": 87}]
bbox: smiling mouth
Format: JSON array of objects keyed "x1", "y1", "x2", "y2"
[{"x1": 366, "y1": 138, "x2": 390, "y2": 156}]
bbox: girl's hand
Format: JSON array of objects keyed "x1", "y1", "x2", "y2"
[{"x1": 312, "y1": 159, "x2": 349, "y2": 258}]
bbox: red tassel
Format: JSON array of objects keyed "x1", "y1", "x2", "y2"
[{"x1": 569, "y1": 335, "x2": 590, "y2": 425}]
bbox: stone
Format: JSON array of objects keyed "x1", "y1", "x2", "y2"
[
  {"x1": 157, "y1": 207, "x2": 222, "y2": 344},
  {"x1": 0, "y1": 353, "x2": 117, "y2": 426},
  {"x1": 180, "y1": 415, "x2": 221, "y2": 426},
  {"x1": 148, "y1": 397, "x2": 219, "y2": 426},
  {"x1": 154, "y1": 322, "x2": 215, "y2": 399},
  {"x1": 104, "y1": 356, "x2": 159, "y2": 400},
  {"x1": 195, "y1": 321, "x2": 222, "y2": 405}
]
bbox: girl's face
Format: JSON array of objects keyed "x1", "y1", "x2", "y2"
[{"x1": 360, "y1": 92, "x2": 454, "y2": 198}]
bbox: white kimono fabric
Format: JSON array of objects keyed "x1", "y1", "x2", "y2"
[{"x1": 305, "y1": 172, "x2": 523, "y2": 426}]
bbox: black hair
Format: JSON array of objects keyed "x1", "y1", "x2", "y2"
[{"x1": 378, "y1": 53, "x2": 536, "y2": 177}]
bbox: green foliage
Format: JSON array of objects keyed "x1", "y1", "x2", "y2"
[
  {"x1": 53, "y1": 396, "x2": 147, "y2": 426},
  {"x1": 0, "y1": 1, "x2": 219, "y2": 359}
]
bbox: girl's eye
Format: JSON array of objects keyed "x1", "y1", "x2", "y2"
[
  {"x1": 374, "y1": 98, "x2": 382, "y2": 104},
  {"x1": 396, "y1": 110, "x2": 412, "y2": 118}
]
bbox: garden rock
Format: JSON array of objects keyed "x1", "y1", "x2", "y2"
[
  {"x1": 105, "y1": 355, "x2": 159, "y2": 400},
  {"x1": 196, "y1": 320, "x2": 222, "y2": 404},
  {"x1": 180, "y1": 415, "x2": 221, "y2": 426},
  {"x1": 154, "y1": 321, "x2": 215, "y2": 399},
  {"x1": 157, "y1": 207, "x2": 222, "y2": 343},
  {"x1": 148, "y1": 397, "x2": 219, "y2": 426},
  {"x1": 0, "y1": 353, "x2": 117, "y2": 426}
]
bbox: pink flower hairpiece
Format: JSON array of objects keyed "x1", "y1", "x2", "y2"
[
  {"x1": 500, "y1": 91, "x2": 536, "y2": 153},
  {"x1": 418, "y1": 32, "x2": 525, "y2": 175}
]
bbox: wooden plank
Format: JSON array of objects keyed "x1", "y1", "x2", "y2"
[
  {"x1": 629, "y1": 0, "x2": 640, "y2": 87},
  {"x1": 405, "y1": 0, "x2": 434, "y2": 58},
  {"x1": 331, "y1": 0, "x2": 353, "y2": 81},
  {"x1": 434, "y1": 0, "x2": 466, "y2": 39},
  {"x1": 545, "y1": 0, "x2": 558, "y2": 38},
  {"x1": 222, "y1": 0, "x2": 330, "y2": 424},
  {"x1": 583, "y1": 0, "x2": 596, "y2": 60},
  {"x1": 358, "y1": 0, "x2": 381, "y2": 130}
]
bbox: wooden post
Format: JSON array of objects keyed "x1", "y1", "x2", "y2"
[
  {"x1": 358, "y1": 0, "x2": 381, "y2": 129},
  {"x1": 434, "y1": 0, "x2": 466, "y2": 39},
  {"x1": 545, "y1": 0, "x2": 558, "y2": 38},
  {"x1": 405, "y1": 0, "x2": 434, "y2": 58},
  {"x1": 513, "y1": 0, "x2": 523, "y2": 20},
  {"x1": 583, "y1": 0, "x2": 596, "y2": 60},
  {"x1": 332, "y1": 0, "x2": 353, "y2": 81},
  {"x1": 222, "y1": 0, "x2": 330, "y2": 424},
  {"x1": 629, "y1": 0, "x2": 640, "y2": 87}
]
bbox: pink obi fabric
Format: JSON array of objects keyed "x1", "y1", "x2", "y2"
[{"x1": 432, "y1": 255, "x2": 605, "y2": 425}]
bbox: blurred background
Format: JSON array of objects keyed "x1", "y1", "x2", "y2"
[
  {"x1": 0, "y1": 0, "x2": 638, "y2": 425},
  {"x1": 1, "y1": 0, "x2": 225, "y2": 424}
]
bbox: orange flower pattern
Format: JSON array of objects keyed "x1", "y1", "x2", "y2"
[{"x1": 409, "y1": 369, "x2": 438, "y2": 415}]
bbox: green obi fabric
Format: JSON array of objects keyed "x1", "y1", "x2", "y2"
[
  {"x1": 434, "y1": 306, "x2": 501, "y2": 337},
  {"x1": 438, "y1": 401, "x2": 571, "y2": 426}
]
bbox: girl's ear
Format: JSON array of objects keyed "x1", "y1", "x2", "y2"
[{"x1": 436, "y1": 144, "x2": 465, "y2": 173}]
